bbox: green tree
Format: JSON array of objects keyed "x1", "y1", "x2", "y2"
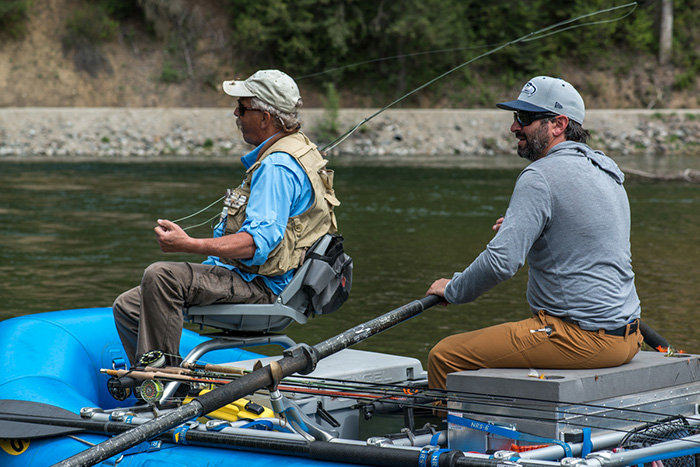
[
  {"x1": 222, "y1": 0, "x2": 696, "y2": 106},
  {"x1": 0, "y1": 0, "x2": 31, "y2": 38},
  {"x1": 62, "y1": 4, "x2": 119, "y2": 77}
]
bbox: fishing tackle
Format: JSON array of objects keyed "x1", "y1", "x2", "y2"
[
  {"x1": 101, "y1": 360, "x2": 700, "y2": 446},
  {"x1": 140, "y1": 379, "x2": 165, "y2": 404},
  {"x1": 107, "y1": 376, "x2": 134, "y2": 401},
  {"x1": 139, "y1": 350, "x2": 166, "y2": 368}
]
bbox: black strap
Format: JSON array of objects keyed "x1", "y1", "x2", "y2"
[{"x1": 605, "y1": 320, "x2": 639, "y2": 337}]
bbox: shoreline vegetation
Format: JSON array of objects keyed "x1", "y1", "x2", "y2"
[{"x1": 2, "y1": 1, "x2": 700, "y2": 112}]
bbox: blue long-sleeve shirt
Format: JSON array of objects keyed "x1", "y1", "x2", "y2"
[{"x1": 203, "y1": 141, "x2": 313, "y2": 295}]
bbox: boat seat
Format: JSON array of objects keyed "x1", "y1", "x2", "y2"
[
  {"x1": 159, "y1": 235, "x2": 340, "y2": 402},
  {"x1": 178, "y1": 234, "x2": 337, "y2": 365},
  {"x1": 186, "y1": 233, "x2": 333, "y2": 334}
]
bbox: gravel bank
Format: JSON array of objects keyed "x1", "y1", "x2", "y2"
[{"x1": 2, "y1": 108, "x2": 700, "y2": 166}]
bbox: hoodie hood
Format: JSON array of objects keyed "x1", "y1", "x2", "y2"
[{"x1": 548, "y1": 141, "x2": 625, "y2": 184}]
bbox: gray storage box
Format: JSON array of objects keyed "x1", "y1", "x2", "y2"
[
  {"x1": 446, "y1": 351, "x2": 700, "y2": 452},
  {"x1": 236, "y1": 349, "x2": 426, "y2": 439}
]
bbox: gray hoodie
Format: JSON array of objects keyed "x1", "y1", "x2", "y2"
[{"x1": 444, "y1": 141, "x2": 641, "y2": 330}]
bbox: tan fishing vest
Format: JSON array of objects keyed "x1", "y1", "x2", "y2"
[{"x1": 221, "y1": 132, "x2": 339, "y2": 276}]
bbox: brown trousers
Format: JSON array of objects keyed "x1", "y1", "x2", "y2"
[
  {"x1": 113, "y1": 261, "x2": 275, "y2": 366},
  {"x1": 428, "y1": 310, "x2": 642, "y2": 390}
]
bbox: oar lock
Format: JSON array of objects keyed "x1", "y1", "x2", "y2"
[
  {"x1": 251, "y1": 344, "x2": 318, "y2": 392},
  {"x1": 283, "y1": 343, "x2": 319, "y2": 375}
]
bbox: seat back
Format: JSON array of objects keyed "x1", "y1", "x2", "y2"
[{"x1": 185, "y1": 234, "x2": 335, "y2": 334}]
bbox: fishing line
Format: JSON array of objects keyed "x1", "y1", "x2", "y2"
[
  {"x1": 179, "y1": 213, "x2": 221, "y2": 232},
  {"x1": 321, "y1": 1, "x2": 637, "y2": 152},
  {"x1": 171, "y1": 2, "x2": 637, "y2": 229},
  {"x1": 171, "y1": 195, "x2": 225, "y2": 230},
  {"x1": 297, "y1": 3, "x2": 636, "y2": 81},
  {"x1": 296, "y1": 45, "x2": 500, "y2": 80}
]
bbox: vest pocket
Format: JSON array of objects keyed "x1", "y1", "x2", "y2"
[
  {"x1": 324, "y1": 192, "x2": 341, "y2": 207},
  {"x1": 319, "y1": 167, "x2": 334, "y2": 189}
]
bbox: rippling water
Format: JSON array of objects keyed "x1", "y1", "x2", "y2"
[{"x1": 1, "y1": 159, "x2": 698, "y2": 365}]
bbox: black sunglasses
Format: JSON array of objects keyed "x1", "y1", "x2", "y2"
[
  {"x1": 513, "y1": 111, "x2": 558, "y2": 126},
  {"x1": 237, "y1": 103, "x2": 262, "y2": 117}
]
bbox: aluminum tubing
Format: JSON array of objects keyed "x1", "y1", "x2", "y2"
[
  {"x1": 592, "y1": 433, "x2": 700, "y2": 467},
  {"x1": 51, "y1": 401, "x2": 203, "y2": 467}
]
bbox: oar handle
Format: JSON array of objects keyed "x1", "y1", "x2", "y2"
[
  {"x1": 639, "y1": 320, "x2": 671, "y2": 351},
  {"x1": 314, "y1": 295, "x2": 441, "y2": 359}
]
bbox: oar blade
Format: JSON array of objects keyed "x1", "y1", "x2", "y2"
[
  {"x1": 0, "y1": 400, "x2": 85, "y2": 439},
  {"x1": 0, "y1": 420, "x2": 84, "y2": 439}
]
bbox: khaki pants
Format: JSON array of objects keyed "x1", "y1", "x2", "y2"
[
  {"x1": 113, "y1": 261, "x2": 276, "y2": 366},
  {"x1": 428, "y1": 310, "x2": 642, "y2": 390}
]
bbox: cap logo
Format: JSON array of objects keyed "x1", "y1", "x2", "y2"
[
  {"x1": 554, "y1": 102, "x2": 563, "y2": 109},
  {"x1": 522, "y1": 82, "x2": 537, "y2": 97}
]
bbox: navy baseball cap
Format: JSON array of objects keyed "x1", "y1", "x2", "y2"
[{"x1": 496, "y1": 76, "x2": 585, "y2": 124}]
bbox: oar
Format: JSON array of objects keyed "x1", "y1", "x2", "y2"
[
  {"x1": 0, "y1": 400, "x2": 150, "y2": 440},
  {"x1": 0, "y1": 400, "x2": 87, "y2": 439},
  {"x1": 2, "y1": 399, "x2": 461, "y2": 467},
  {"x1": 639, "y1": 320, "x2": 677, "y2": 352},
  {"x1": 52, "y1": 295, "x2": 441, "y2": 467}
]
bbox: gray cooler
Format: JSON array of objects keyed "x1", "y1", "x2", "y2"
[{"x1": 446, "y1": 351, "x2": 700, "y2": 452}]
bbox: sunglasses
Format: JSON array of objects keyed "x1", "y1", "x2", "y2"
[
  {"x1": 513, "y1": 111, "x2": 558, "y2": 126},
  {"x1": 237, "y1": 103, "x2": 262, "y2": 117}
]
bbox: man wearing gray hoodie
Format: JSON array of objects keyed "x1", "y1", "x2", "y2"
[{"x1": 426, "y1": 76, "x2": 642, "y2": 390}]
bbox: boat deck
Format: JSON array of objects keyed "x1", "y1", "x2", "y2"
[{"x1": 446, "y1": 351, "x2": 700, "y2": 452}]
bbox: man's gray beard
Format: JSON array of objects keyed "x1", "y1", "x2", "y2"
[{"x1": 517, "y1": 123, "x2": 550, "y2": 162}]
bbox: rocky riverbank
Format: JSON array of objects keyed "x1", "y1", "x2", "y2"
[{"x1": 2, "y1": 108, "x2": 700, "y2": 169}]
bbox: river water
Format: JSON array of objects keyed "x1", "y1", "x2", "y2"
[{"x1": 1, "y1": 158, "x2": 699, "y2": 366}]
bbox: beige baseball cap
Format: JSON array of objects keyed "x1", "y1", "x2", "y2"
[{"x1": 223, "y1": 69, "x2": 301, "y2": 114}]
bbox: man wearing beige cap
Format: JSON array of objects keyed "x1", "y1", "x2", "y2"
[
  {"x1": 426, "y1": 76, "x2": 642, "y2": 390},
  {"x1": 113, "y1": 69, "x2": 339, "y2": 369}
]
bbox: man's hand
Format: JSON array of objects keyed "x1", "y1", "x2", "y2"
[
  {"x1": 155, "y1": 219, "x2": 190, "y2": 253},
  {"x1": 426, "y1": 278, "x2": 451, "y2": 306},
  {"x1": 492, "y1": 216, "x2": 505, "y2": 232},
  {"x1": 154, "y1": 220, "x2": 256, "y2": 258}
]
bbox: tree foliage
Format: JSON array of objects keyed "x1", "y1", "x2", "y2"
[
  {"x1": 223, "y1": 0, "x2": 476, "y2": 101},
  {"x1": 672, "y1": 0, "x2": 700, "y2": 90},
  {"x1": 221, "y1": 0, "x2": 673, "y2": 105},
  {"x1": 61, "y1": 4, "x2": 119, "y2": 77},
  {"x1": 4, "y1": 0, "x2": 698, "y2": 105},
  {"x1": 0, "y1": 0, "x2": 31, "y2": 38}
]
